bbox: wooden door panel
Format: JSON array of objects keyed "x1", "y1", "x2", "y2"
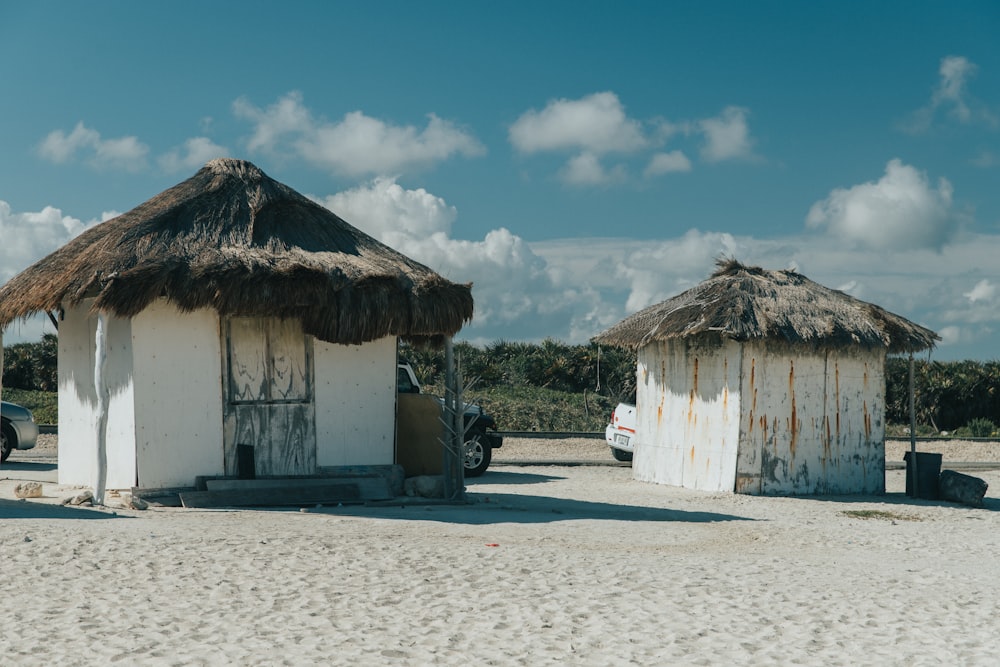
[
  {"x1": 228, "y1": 318, "x2": 268, "y2": 402},
  {"x1": 223, "y1": 317, "x2": 316, "y2": 477},
  {"x1": 269, "y1": 318, "x2": 311, "y2": 401}
]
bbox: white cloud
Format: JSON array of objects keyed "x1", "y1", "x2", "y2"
[
  {"x1": 0, "y1": 201, "x2": 87, "y2": 280},
  {"x1": 645, "y1": 150, "x2": 692, "y2": 176},
  {"x1": 698, "y1": 106, "x2": 755, "y2": 162},
  {"x1": 319, "y1": 178, "x2": 458, "y2": 245},
  {"x1": 509, "y1": 91, "x2": 647, "y2": 155},
  {"x1": 159, "y1": 137, "x2": 230, "y2": 173},
  {"x1": 0, "y1": 198, "x2": 103, "y2": 335},
  {"x1": 37, "y1": 122, "x2": 149, "y2": 171},
  {"x1": 971, "y1": 151, "x2": 998, "y2": 168},
  {"x1": 900, "y1": 55, "x2": 999, "y2": 133},
  {"x1": 559, "y1": 152, "x2": 627, "y2": 185},
  {"x1": 510, "y1": 93, "x2": 758, "y2": 184},
  {"x1": 806, "y1": 159, "x2": 955, "y2": 251},
  {"x1": 234, "y1": 92, "x2": 484, "y2": 177},
  {"x1": 935, "y1": 55, "x2": 976, "y2": 122},
  {"x1": 314, "y1": 179, "x2": 605, "y2": 342},
  {"x1": 613, "y1": 230, "x2": 739, "y2": 312},
  {"x1": 965, "y1": 279, "x2": 996, "y2": 303}
]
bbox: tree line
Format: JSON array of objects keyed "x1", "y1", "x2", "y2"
[{"x1": 3, "y1": 334, "x2": 998, "y2": 434}]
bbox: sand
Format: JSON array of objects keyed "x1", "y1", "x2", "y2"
[{"x1": 2, "y1": 437, "x2": 1000, "y2": 665}]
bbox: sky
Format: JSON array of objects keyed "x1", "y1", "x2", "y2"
[{"x1": 1, "y1": 1, "x2": 998, "y2": 360}]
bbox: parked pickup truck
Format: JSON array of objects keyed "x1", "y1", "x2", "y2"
[
  {"x1": 605, "y1": 402, "x2": 636, "y2": 462},
  {"x1": 397, "y1": 360, "x2": 503, "y2": 477}
]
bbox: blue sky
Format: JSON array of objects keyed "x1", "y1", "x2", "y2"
[{"x1": 1, "y1": 1, "x2": 998, "y2": 360}]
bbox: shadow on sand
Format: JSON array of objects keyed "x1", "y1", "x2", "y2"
[{"x1": 0, "y1": 498, "x2": 126, "y2": 520}]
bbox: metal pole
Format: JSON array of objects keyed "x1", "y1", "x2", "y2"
[{"x1": 909, "y1": 353, "x2": 918, "y2": 497}]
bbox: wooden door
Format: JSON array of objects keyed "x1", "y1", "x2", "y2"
[{"x1": 223, "y1": 317, "x2": 316, "y2": 477}]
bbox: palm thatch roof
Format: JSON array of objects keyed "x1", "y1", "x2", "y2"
[
  {"x1": 593, "y1": 258, "x2": 939, "y2": 354},
  {"x1": 0, "y1": 158, "x2": 473, "y2": 345}
]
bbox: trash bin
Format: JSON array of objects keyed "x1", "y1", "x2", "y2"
[{"x1": 903, "y1": 451, "x2": 942, "y2": 500}]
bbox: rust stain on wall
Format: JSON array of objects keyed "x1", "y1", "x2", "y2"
[
  {"x1": 788, "y1": 360, "x2": 798, "y2": 457},
  {"x1": 863, "y1": 400, "x2": 872, "y2": 439},
  {"x1": 749, "y1": 358, "x2": 757, "y2": 412},
  {"x1": 834, "y1": 361, "x2": 841, "y2": 443}
]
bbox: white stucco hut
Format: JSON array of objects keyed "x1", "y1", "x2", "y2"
[
  {"x1": 593, "y1": 259, "x2": 938, "y2": 496},
  {"x1": 0, "y1": 159, "x2": 472, "y2": 495}
]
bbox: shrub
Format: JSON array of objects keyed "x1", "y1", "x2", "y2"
[{"x1": 967, "y1": 418, "x2": 997, "y2": 438}]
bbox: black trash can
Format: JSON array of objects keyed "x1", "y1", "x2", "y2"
[{"x1": 903, "y1": 451, "x2": 942, "y2": 500}]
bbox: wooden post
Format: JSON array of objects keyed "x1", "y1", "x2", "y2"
[
  {"x1": 94, "y1": 313, "x2": 110, "y2": 505},
  {"x1": 908, "y1": 353, "x2": 918, "y2": 497},
  {"x1": 441, "y1": 338, "x2": 465, "y2": 501}
]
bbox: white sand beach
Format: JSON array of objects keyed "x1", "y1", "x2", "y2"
[{"x1": 3, "y1": 437, "x2": 1000, "y2": 665}]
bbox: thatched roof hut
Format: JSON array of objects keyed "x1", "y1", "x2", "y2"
[
  {"x1": 594, "y1": 258, "x2": 938, "y2": 353},
  {"x1": 0, "y1": 159, "x2": 473, "y2": 494},
  {"x1": 594, "y1": 259, "x2": 939, "y2": 496},
  {"x1": 0, "y1": 158, "x2": 472, "y2": 346}
]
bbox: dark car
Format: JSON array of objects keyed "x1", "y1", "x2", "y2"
[{"x1": 397, "y1": 360, "x2": 503, "y2": 476}]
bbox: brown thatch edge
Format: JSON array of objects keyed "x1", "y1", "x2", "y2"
[
  {"x1": 593, "y1": 258, "x2": 939, "y2": 354},
  {"x1": 0, "y1": 159, "x2": 473, "y2": 345}
]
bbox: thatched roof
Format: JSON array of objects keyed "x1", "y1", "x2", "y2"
[
  {"x1": 0, "y1": 159, "x2": 473, "y2": 345},
  {"x1": 593, "y1": 258, "x2": 939, "y2": 354}
]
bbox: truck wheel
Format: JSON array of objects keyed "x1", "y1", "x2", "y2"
[
  {"x1": 610, "y1": 447, "x2": 633, "y2": 462},
  {"x1": 464, "y1": 434, "x2": 492, "y2": 477},
  {"x1": 1, "y1": 422, "x2": 15, "y2": 462}
]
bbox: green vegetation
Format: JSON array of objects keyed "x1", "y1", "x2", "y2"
[
  {"x1": 4, "y1": 334, "x2": 1000, "y2": 433},
  {"x1": 1, "y1": 388, "x2": 58, "y2": 425}
]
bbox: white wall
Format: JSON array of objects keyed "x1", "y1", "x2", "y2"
[
  {"x1": 737, "y1": 342, "x2": 885, "y2": 495},
  {"x1": 634, "y1": 338, "x2": 742, "y2": 491},
  {"x1": 131, "y1": 301, "x2": 224, "y2": 489},
  {"x1": 313, "y1": 335, "x2": 396, "y2": 467},
  {"x1": 57, "y1": 301, "x2": 137, "y2": 489}
]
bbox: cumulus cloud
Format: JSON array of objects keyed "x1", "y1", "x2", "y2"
[
  {"x1": 313, "y1": 179, "x2": 607, "y2": 342},
  {"x1": 559, "y1": 152, "x2": 627, "y2": 185},
  {"x1": 233, "y1": 92, "x2": 485, "y2": 177},
  {"x1": 0, "y1": 200, "x2": 89, "y2": 284},
  {"x1": 510, "y1": 93, "x2": 758, "y2": 185},
  {"x1": 37, "y1": 121, "x2": 149, "y2": 171},
  {"x1": 805, "y1": 159, "x2": 955, "y2": 251},
  {"x1": 319, "y1": 177, "x2": 458, "y2": 247},
  {"x1": 509, "y1": 92, "x2": 647, "y2": 155},
  {"x1": 613, "y1": 230, "x2": 739, "y2": 312},
  {"x1": 158, "y1": 137, "x2": 230, "y2": 173},
  {"x1": 965, "y1": 279, "x2": 996, "y2": 303},
  {"x1": 900, "y1": 55, "x2": 999, "y2": 133},
  {"x1": 698, "y1": 106, "x2": 755, "y2": 162},
  {"x1": 645, "y1": 151, "x2": 692, "y2": 176},
  {"x1": 0, "y1": 199, "x2": 106, "y2": 344}
]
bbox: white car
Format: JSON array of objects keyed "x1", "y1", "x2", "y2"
[
  {"x1": 605, "y1": 402, "x2": 635, "y2": 462},
  {"x1": 1, "y1": 400, "x2": 39, "y2": 462}
]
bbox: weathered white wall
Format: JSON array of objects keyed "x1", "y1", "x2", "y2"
[
  {"x1": 58, "y1": 301, "x2": 137, "y2": 489},
  {"x1": 634, "y1": 338, "x2": 886, "y2": 495},
  {"x1": 737, "y1": 342, "x2": 885, "y2": 495},
  {"x1": 131, "y1": 301, "x2": 224, "y2": 489},
  {"x1": 634, "y1": 338, "x2": 742, "y2": 491},
  {"x1": 314, "y1": 335, "x2": 396, "y2": 467}
]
